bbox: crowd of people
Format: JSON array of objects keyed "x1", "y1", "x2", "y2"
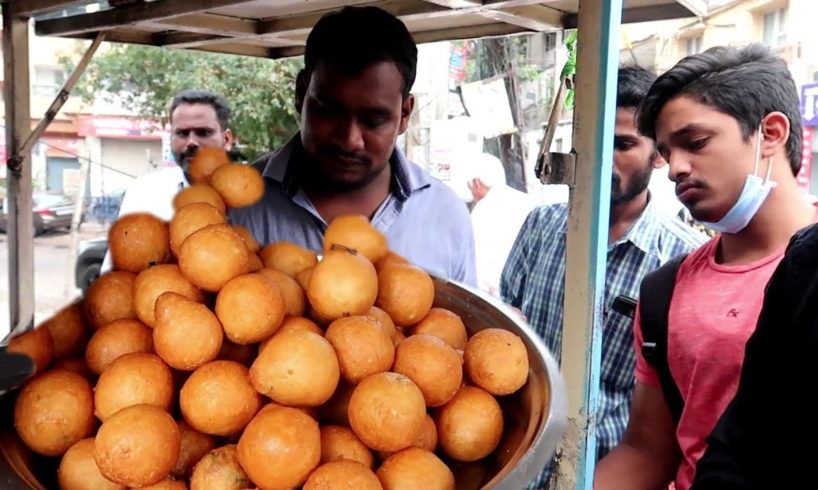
[{"x1": 110, "y1": 6, "x2": 816, "y2": 489}]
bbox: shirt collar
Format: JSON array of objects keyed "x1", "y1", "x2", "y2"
[
  {"x1": 614, "y1": 193, "x2": 662, "y2": 255},
  {"x1": 260, "y1": 133, "x2": 431, "y2": 200}
]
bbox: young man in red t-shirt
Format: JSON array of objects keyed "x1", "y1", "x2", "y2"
[{"x1": 594, "y1": 44, "x2": 817, "y2": 490}]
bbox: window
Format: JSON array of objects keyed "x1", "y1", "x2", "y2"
[
  {"x1": 763, "y1": 7, "x2": 787, "y2": 48},
  {"x1": 33, "y1": 66, "x2": 66, "y2": 97},
  {"x1": 686, "y1": 36, "x2": 703, "y2": 56}
]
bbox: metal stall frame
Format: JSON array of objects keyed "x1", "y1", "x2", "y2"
[{"x1": 2, "y1": 1, "x2": 707, "y2": 487}]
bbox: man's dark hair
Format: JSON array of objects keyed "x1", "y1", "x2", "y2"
[
  {"x1": 637, "y1": 43, "x2": 802, "y2": 174},
  {"x1": 301, "y1": 6, "x2": 418, "y2": 99},
  {"x1": 169, "y1": 90, "x2": 231, "y2": 130},
  {"x1": 617, "y1": 65, "x2": 656, "y2": 110}
]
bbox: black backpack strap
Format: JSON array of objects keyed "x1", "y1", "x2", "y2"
[{"x1": 639, "y1": 253, "x2": 688, "y2": 425}]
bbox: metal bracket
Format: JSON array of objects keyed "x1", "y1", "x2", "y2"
[
  {"x1": 536, "y1": 151, "x2": 576, "y2": 186},
  {"x1": 6, "y1": 31, "x2": 105, "y2": 174}
]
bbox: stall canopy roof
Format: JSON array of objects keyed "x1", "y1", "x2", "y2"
[{"x1": 17, "y1": 0, "x2": 708, "y2": 59}]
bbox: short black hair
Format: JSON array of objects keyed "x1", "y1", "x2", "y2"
[
  {"x1": 617, "y1": 65, "x2": 656, "y2": 110},
  {"x1": 637, "y1": 43, "x2": 802, "y2": 174},
  {"x1": 302, "y1": 6, "x2": 418, "y2": 99},
  {"x1": 169, "y1": 90, "x2": 231, "y2": 130}
]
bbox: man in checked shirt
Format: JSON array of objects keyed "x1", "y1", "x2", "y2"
[{"x1": 500, "y1": 65, "x2": 706, "y2": 489}]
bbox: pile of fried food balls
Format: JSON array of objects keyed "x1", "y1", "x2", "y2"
[{"x1": 8, "y1": 148, "x2": 531, "y2": 490}]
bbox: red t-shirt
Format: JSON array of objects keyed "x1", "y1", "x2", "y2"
[{"x1": 634, "y1": 236, "x2": 786, "y2": 490}]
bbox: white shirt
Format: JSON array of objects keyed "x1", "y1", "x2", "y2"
[
  {"x1": 470, "y1": 184, "x2": 538, "y2": 297},
  {"x1": 101, "y1": 166, "x2": 187, "y2": 273}
]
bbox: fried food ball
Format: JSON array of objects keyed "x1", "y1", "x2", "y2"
[
  {"x1": 325, "y1": 316, "x2": 394, "y2": 384},
  {"x1": 109, "y1": 213, "x2": 171, "y2": 273},
  {"x1": 171, "y1": 421, "x2": 216, "y2": 479},
  {"x1": 154, "y1": 292, "x2": 223, "y2": 371},
  {"x1": 189, "y1": 445, "x2": 251, "y2": 490},
  {"x1": 14, "y1": 370, "x2": 94, "y2": 456},
  {"x1": 216, "y1": 273, "x2": 286, "y2": 344},
  {"x1": 436, "y1": 386, "x2": 504, "y2": 462},
  {"x1": 94, "y1": 404, "x2": 180, "y2": 487},
  {"x1": 393, "y1": 334, "x2": 462, "y2": 407},
  {"x1": 42, "y1": 302, "x2": 88, "y2": 360},
  {"x1": 323, "y1": 214, "x2": 388, "y2": 263},
  {"x1": 134, "y1": 264, "x2": 203, "y2": 328},
  {"x1": 209, "y1": 163, "x2": 264, "y2": 208},
  {"x1": 83, "y1": 270, "x2": 136, "y2": 330},
  {"x1": 257, "y1": 267, "x2": 306, "y2": 317},
  {"x1": 377, "y1": 448, "x2": 455, "y2": 490},
  {"x1": 86, "y1": 318, "x2": 153, "y2": 375},
  {"x1": 94, "y1": 352, "x2": 174, "y2": 420},
  {"x1": 308, "y1": 249, "x2": 378, "y2": 322},
  {"x1": 410, "y1": 308, "x2": 468, "y2": 351},
  {"x1": 7, "y1": 326, "x2": 53, "y2": 374},
  {"x1": 464, "y1": 328, "x2": 529, "y2": 396},
  {"x1": 348, "y1": 372, "x2": 425, "y2": 453},
  {"x1": 259, "y1": 241, "x2": 318, "y2": 278},
  {"x1": 169, "y1": 202, "x2": 226, "y2": 257},
  {"x1": 237, "y1": 405, "x2": 320, "y2": 490},
  {"x1": 173, "y1": 184, "x2": 226, "y2": 215},
  {"x1": 304, "y1": 460, "x2": 382, "y2": 490},
  {"x1": 250, "y1": 328, "x2": 339, "y2": 407},
  {"x1": 58, "y1": 438, "x2": 125, "y2": 490},
  {"x1": 376, "y1": 264, "x2": 434, "y2": 327},
  {"x1": 320, "y1": 425, "x2": 374, "y2": 468},
  {"x1": 186, "y1": 147, "x2": 231, "y2": 185},
  {"x1": 180, "y1": 360, "x2": 261, "y2": 436},
  {"x1": 178, "y1": 224, "x2": 250, "y2": 292}
]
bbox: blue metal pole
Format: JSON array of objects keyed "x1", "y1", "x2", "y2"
[{"x1": 554, "y1": 0, "x2": 622, "y2": 488}]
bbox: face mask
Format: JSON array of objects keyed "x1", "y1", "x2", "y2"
[{"x1": 701, "y1": 125, "x2": 777, "y2": 234}]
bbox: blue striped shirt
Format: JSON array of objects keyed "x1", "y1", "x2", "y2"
[{"x1": 500, "y1": 198, "x2": 706, "y2": 488}]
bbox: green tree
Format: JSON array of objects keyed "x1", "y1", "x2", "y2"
[{"x1": 61, "y1": 43, "x2": 302, "y2": 161}]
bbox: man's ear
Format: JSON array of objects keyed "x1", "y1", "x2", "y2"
[
  {"x1": 652, "y1": 149, "x2": 667, "y2": 169},
  {"x1": 295, "y1": 69, "x2": 309, "y2": 115},
  {"x1": 398, "y1": 95, "x2": 415, "y2": 134},
  {"x1": 760, "y1": 111, "x2": 790, "y2": 160},
  {"x1": 222, "y1": 128, "x2": 234, "y2": 152}
]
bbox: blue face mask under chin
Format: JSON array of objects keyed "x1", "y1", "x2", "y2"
[{"x1": 701, "y1": 126, "x2": 777, "y2": 234}]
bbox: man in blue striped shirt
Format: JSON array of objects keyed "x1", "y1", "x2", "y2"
[{"x1": 501, "y1": 66, "x2": 707, "y2": 489}]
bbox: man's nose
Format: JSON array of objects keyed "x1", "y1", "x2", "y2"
[
  {"x1": 336, "y1": 120, "x2": 365, "y2": 152},
  {"x1": 667, "y1": 152, "x2": 692, "y2": 182}
]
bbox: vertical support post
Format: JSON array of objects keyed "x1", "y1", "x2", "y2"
[
  {"x1": 3, "y1": 5, "x2": 35, "y2": 340},
  {"x1": 554, "y1": 0, "x2": 622, "y2": 488}
]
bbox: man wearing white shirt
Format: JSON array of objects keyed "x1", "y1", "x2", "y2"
[
  {"x1": 467, "y1": 153, "x2": 538, "y2": 297},
  {"x1": 101, "y1": 90, "x2": 234, "y2": 271}
]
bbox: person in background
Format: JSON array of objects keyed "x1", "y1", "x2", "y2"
[
  {"x1": 467, "y1": 152, "x2": 537, "y2": 297},
  {"x1": 595, "y1": 44, "x2": 816, "y2": 490},
  {"x1": 501, "y1": 65, "x2": 706, "y2": 488},
  {"x1": 229, "y1": 6, "x2": 476, "y2": 284},
  {"x1": 101, "y1": 90, "x2": 233, "y2": 272}
]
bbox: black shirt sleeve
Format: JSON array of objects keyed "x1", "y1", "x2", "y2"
[{"x1": 692, "y1": 223, "x2": 818, "y2": 490}]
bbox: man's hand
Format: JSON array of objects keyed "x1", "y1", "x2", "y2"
[{"x1": 594, "y1": 383, "x2": 681, "y2": 489}]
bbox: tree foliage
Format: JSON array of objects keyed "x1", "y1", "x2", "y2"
[{"x1": 62, "y1": 43, "x2": 302, "y2": 160}]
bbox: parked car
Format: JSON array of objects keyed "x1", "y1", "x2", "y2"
[
  {"x1": 76, "y1": 237, "x2": 107, "y2": 292},
  {"x1": 0, "y1": 193, "x2": 84, "y2": 236}
]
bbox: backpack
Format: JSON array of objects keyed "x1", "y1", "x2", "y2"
[
  {"x1": 612, "y1": 253, "x2": 688, "y2": 425},
  {"x1": 638, "y1": 253, "x2": 688, "y2": 425}
]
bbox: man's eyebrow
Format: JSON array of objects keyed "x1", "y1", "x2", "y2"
[{"x1": 668, "y1": 123, "x2": 715, "y2": 139}]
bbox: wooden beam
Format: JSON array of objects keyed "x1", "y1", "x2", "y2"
[
  {"x1": 35, "y1": 0, "x2": 258, "y2": 36},
  {"x1": 421, "y1": 0, "x2": 482, "y2": 7},
  {"x1": 8, "y1": 0, "x2": 92, "y2": 18},
  {"x1": 564, "y1": 2, "x2": 697, "y2": 29},
  {"x1": 191, "y1": 43, "x2": 271, "y2": 58},
  {"x1": 3, "y1": 3, "x2": 36, "y2": 338},
  {"x1": 412, "y1": 20, "x2": 527, "y2": 43},
  {"x1": 478, "y1": 5, "x2": 563, "y2": 31},
  {"x1": 142, "y1": 12, "x2": 258, "y2": 37}
]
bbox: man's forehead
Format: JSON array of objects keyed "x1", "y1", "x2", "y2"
[
  {"x1": 309, "y1": 60, "x2": 404, "y2": 101},
  {"x1": 170, "y1": 103, "x2": 221, "y2": 128}
]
